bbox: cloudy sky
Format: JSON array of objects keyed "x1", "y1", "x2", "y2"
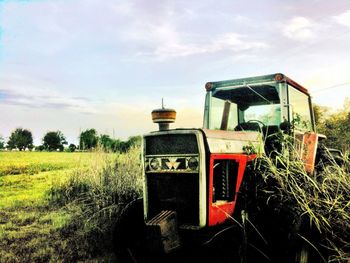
[{"x1": 1, "y1": 0, "x2": 350, "y2": 145}]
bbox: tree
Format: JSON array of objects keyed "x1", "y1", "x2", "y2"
[
  {"x1": 313, "y1": 104, "x2": 329, "y2": 127},
  {"x1": 114, "y1": 136, "x2": 142, "y2": 153},
  {"x1": 127, "y1": 135, "x2": 142, "y2": 148},
  {"x1": 314, "y1": 100, "x2": 350, "y2": 151},
  {"x1": 99, "y1": 134, "x2": 114, "y2": 151},
  {"x1": 7, "y1": 128, "x2": 33, "y2": 151},
  {"x1": 43, "y1": 131, "x2": 67, "y2": 151},
  {"x1": 35, "y1": 145, "x2": 45, "y2": 152},
  {"x1": 0, "y1": 136, "x2": 4, "y2": 149},
  {"x1": 79, "y1": 129, "x2": 98, "y2": 150},
  {"x1": 68, "y1": 143, "x2": 77, "y2": 152}
]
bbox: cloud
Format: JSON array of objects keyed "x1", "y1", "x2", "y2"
[
  {"x1": 127, "y1": 23, "x2": 268, "y2": 60},
  {"x1": 0, "y1": 86, "x2": 97, "y2": 114},
  {"x1": 334, "y1": 10, "x2": 350, "y2": 28},
  {"x1": 282, "y1": 17, "x2": 315, "y2": 41}
]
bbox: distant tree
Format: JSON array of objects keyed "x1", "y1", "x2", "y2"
[
  {"x1": 35, "y1": 145, "x2": 45, "y2": 152},
  {"x1": 99, "y1": 134, "x2": 114, "y2": 151},
  {"x1": 96, "y1": 135, "x2": 142, "y2": 153},
  {"x1": 313, "y1": 104, "x2": 329, "y2": 127},
  {"x1": 315, "y1": 99, "x2": 350, "y2": 151},
  {"x1": 43, "y1": 131, "x2": 67, "y2": 151},
  {"x1": 0, "y1": 136, "x2": 4, "y2": 149},
  {"x1": 114, "y1": 136, "x2": 142, "y2": 153},
  {"x1": 111, "y1": 138, "x2": 122, "y2": 152},
  {"x1": 7, "y1": 128, "x2": 33, "y2": 151},
  {"x1": 127, "y1": 135, "x2": 142, "y2": 148},
  {"x1": 79, "y1": 129, "x2": 98, "y2": 150},
  {"x1": 68, "y1": 143, "x2": 77, "y2": 152}
]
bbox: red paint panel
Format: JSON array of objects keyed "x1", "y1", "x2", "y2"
[
  {"x1": 295, "y1": 132, "x2": 319, "y2": 174},
  {"x1": 302, "y1": 133, "x2": 318, "y2": 174},
  {"x1": 208, "y1": 153, "x2": 256, "y2": 226}
]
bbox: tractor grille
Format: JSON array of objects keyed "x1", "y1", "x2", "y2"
[
  {"x1": 144, "y1": 132, "x2": 201, "y2": 226},
  {"x1": 145, "y1": 134, "x2": 199, "y2": 155},
  {"x1": 146, "y1": 173, "x2": 199, "y2": 226}
]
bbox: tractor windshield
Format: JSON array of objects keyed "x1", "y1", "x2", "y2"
[{"x1": 207, "y1": 84, "x2": 282, "y2": 132}]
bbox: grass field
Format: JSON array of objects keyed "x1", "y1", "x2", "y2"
[
  {"x1": 0, "y1": 152, "x2": 92, "y2": 208},
  {"x1": 0, "y1": 151, "x2": 140, "y2": 262},
  {"x1": 1, "y1": 149, "x2": 349, "y2": 262}
]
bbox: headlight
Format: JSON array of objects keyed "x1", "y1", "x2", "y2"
[
  {"x1": 187, "y1": 157, "x2": 198, "y2": 171},
  {"x1": 150, "y1": 158, "x2": 160, "y2": 170}
]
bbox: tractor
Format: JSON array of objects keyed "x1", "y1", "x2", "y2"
[{"x1": 114, "y1": 73, "x2": 334, "y2": 262}]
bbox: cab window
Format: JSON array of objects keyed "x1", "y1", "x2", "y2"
[{"x1": 288, "y1": 86, "x2": 312, "y2": 131}]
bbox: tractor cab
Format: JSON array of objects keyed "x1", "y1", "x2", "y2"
[
  {"x1": 203, "y1": 73, "x2": 315, "y2": 139},
  {"x1": 203, "y1": 73, "x2": 319, "y2": 165}
]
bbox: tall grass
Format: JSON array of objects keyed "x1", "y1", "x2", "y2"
[
  {"x1": 44, "y1": 139, "x2": 350, "y2": 262},
  {"x1": 47, "y1": 147, "x2": 143, "y2": 260},
  {"x1": 251, "y1": 136, "x2": 350, "y2": 262}
]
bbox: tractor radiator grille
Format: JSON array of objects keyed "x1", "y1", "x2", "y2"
[
  {"x1": 145, "y1": 134, "x2": 199, "y2": 155},
  {"x1": 147, "y1": 173, "x2": 199, "y2": 226}
]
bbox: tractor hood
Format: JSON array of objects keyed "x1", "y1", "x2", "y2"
[
  {"x1": 145, "y1": 128, "x2": 263, "y2": 155},
  {"x1": 202, "y1": 129, "x2": 263, "y2": 154}
]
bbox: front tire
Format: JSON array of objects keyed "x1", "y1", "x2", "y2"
[{"x1": 113, "y1": 198, "x2": 147, "y2": 263}]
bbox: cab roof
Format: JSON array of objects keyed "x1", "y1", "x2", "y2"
[{"x1": 205, "y1": 73, "x2": 310, "y2": 95}]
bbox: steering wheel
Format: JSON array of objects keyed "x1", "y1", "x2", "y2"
[{"x1": 247, "y1": 120, "x2": 266, "y2": 132}]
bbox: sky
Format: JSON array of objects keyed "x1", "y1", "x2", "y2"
[{"x1": 1, "y1": 0, "x2": 350, "y2": 145}]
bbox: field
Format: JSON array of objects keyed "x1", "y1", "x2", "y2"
[
  {"x1": 0, "y1": 149, "x2": 349, "y2": 263},
  {"x1": 0, "y1": 151, "x2": 142, "y2": 262}
]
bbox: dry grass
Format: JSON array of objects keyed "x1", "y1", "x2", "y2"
[
  {"x1": 0, "y1": 148, "x2": 143, "y2": 262},
  {"x1": 251, "y1": 138, "x2": 350, "y2": 262},
  {"x1": 47, "y1": 146, "x2": 143, "y2": 260}
]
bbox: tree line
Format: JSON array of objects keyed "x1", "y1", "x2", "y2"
[
  {"x1": 313, "y1": 99, "x2": 350, "y2": 151},
  {"x1": 1, "y1": 101, "x2": 349, "y2": 152},
  {"x1": 0, "y1": 128, "x2": 141, "y2": 153}
]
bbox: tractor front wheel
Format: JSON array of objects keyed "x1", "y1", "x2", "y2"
[{"x1": 113, "y1": 198, "x2": 148, "y2": 263}]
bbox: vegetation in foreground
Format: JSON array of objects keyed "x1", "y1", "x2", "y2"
[
  {"x1": 243, "y1": 139, "x2": 350, "y2": 263},
  {"x1": 0, "y1": 152, "x2": 86, "y2": 262},
  {"x1": 47, "y1": 147, "x2": 143, "y2": 261},
  {"x1": 1, "y1": 142, "x2": 349, "y2": 262},
  {"x1": 0, "y1": 150, "x2": 142, "y2": 262}
]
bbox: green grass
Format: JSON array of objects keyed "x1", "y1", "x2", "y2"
[
  {"x1": 3, "y1": 145, "x2": 348, "y2": 262},
  {"x1": 0, "y1": 151, "x2": 91, "y2": 176},
  {"x1": 0, "y1": 151, "x2": 116, "y2": 262},
  {"x1": 46, "y1": 147, "x2": 143, "y2": 259}
]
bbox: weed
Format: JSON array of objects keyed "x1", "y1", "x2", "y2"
[
  {"x1": 249, "y1": 137, "x2": 350, "y2": 262},
  {"x1": 46, "y1": 147, "x2": 143, "y2": 260}
]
